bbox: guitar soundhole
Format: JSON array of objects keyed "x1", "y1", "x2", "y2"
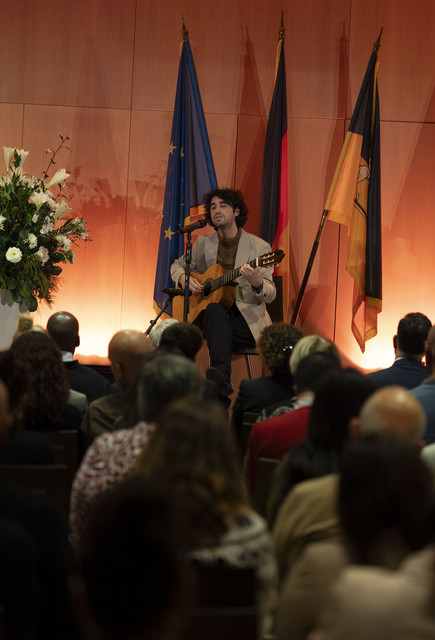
[{"x1": 203, "y1": 281, "x2": 213, "y2": 298}]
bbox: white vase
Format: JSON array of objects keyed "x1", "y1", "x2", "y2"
[{"x1": 0, "y1": 290, "x2": 28, "y2": 350}]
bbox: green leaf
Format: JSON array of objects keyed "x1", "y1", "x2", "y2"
[
  {"x1": 18, "y1": 282, "x2": 31, "y2": 298},
  {"x1": 6, "y1": 277, "x2": 17, "y2": 290},
  {"x1": 26, "y1": 296, "x2": 38, "y2": 312}
]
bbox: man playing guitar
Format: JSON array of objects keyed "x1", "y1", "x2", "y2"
[{"x1": 171, "y1": 188, "x2": 278, "y2": 406}]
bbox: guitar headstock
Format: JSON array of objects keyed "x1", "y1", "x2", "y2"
[{"x1": 258, "y1": 249, "x2": 285, "y2": 268}]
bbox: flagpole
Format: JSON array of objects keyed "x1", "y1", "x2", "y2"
[
  {"x1": 290, "y1": 29, "x2": 383, "y2": 327},
  {"x1": 290, "y1": 209, "x2": 328, "y2": 325}
]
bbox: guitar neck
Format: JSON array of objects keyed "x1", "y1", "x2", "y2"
[{"x1": 212, "y1": 257, "x2": 258, "y2": 291}]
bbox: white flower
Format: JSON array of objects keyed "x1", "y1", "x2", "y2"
[
  {"x1": 56, "y1": 234, "x2": 71, "y2": 250},
  {"x1": 54, "y1": 201, "x2": 72, "y2": 219},
  {"x1": 29, "y1": 191, "x2": 50, "y2": 210},
  {"x1": 46, "y1": 168, "x2": 69, "y2": 188},
  {"x1": 26, "y1": 233, "x2": 38, "y2": 249},
  {"x1": 6, "y1": 247, "x2": 22, "y2": 263},
  {"x1": 0, "y1": 214, "x2": 6, "y2": 230},
  {"x1": 32, "y1": 213, "x2": 39, "y2": 223},
  {"x1": 16, "y1": 149, "x2": 29, "y2": 167},
  {"x1": 41, "y1": 221, "x2": 54, "y2": 234},
  {"x1": 3, "y1": 147, "x2": 14, "y2": 172},
  {"x1": 80, "y1": 231, "x2": 89, "y2": 239},
  {"x1": 67, "y1": 251, "x2": 75, "y2": 264},
  {"x1": 36, "y1": 246, "x2": 49, "y2": 263}
]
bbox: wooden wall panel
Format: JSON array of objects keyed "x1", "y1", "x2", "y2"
[
  {"x1": 27, "y1": 104, "x2": 131, "y2": 360},
  {"x1": 0, "y1": 0, "x2": 136, "y2": 108},
  {"x1": 349, "y1": 0, "x2": 435, "y2": 122}
]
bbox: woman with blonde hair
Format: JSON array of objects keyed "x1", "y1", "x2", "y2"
[{"x1": 134, "y1": 396, "x2": 277, "y2": 629}]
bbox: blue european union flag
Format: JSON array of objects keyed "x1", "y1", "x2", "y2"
[{"x1": 153, "y1": 39, "x2": 217, "y2": 314}]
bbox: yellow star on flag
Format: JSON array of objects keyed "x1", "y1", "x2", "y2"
[
  {"x1": 169, "y1": 141, "x2": 177, "y2": 155},
  {"x1": 164, "y1": 227, "x2": 175, "y2": 240}
]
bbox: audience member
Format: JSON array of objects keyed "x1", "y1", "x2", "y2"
[
  {"x1": 0, "y1": 352, "x2": 55, "y2": 464},
  {"x1": 231, "y1": 323, "x2": 302, "y2": 439},
  {"x1": 12, "y1": 313, "x2": 47, "y2": 341},
  {"x1": 311, "y1": 436, "x2": 435, "y2": 640},
  {"x1": 69, "y1": 351, "x2": 203, "y2": 548},
  {"x1": 72, "y1": 477, "x2": 182, "y2": 640},
  {"x1": 159, "y1": 321, "x2": 203, "y2": 360},
  {"x1": 148, "y1": 317, "x2": 178, "y2": 347},
  {"x1": 368, "y1": 312, "x2": 431, "y2": 389},
  {"x1": 353, "y1": 385, "x2": 426, "y2": 449},
  {"x1": 272, "y1": 368, "x2": 375, "y2": 578},
  {"x1": 9, "y1": 332, "x2": 83, "y2": 432},
  {"x1": 273, "y1": 387, "x2": 428, "y2": 640},
  {"x1": 134, "y1": 396, "x2": 278, "y2": 633},
  {"x1": 412, "y1": 325, "x2": 435, "y2": 443},
  {"x1": 82, "y1": 330, "x2": 152, "y2": 442},
  {"x1": 246, "y1": 351, "x2": 341, "y2": 490},
  {"x1": 47, "y1": 311, "x2": 111, "y2": 402}
]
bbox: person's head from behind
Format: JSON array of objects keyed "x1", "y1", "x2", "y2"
[
  {"x1": 203, "y1": 188, "x2": 248, "y2": 229},
  {"x1": 108, "y1": 330, "x2": 152, "y2": 387},
  {"x1": 258, "y1": 323, "x2": 302, "y2": 377},
  {"x1": 148, "y1": 318, "x2": 178, "y2": 348},
  {"x1": 354, "y1": 385, "x2": 426, "y2": 450},
  {"x1": 76, "y1": 477, "x2": 182, "y2": 640},
  {"x1": 293, "y1": 351, "x2": 342, "y2": 396},
  {"x1": 9, "y1": 332, "x2": 69, "y2": 423},
  {"x1": 290, "y1": 335, "x2": 340, "y2": 376},
  {"x1": 306, "y1": 368, "x2": 375, "y2": 452},
  {"x1": 159, "y1": 322, "x2": 203, "y2": 361},
  {"x1": 135, "y1": 396, "x2": 246, "y2": 548},
  {"x1": 394, "y1": 312, "x2": 431, "y2": 358},
  {"x1": 137, "y1": 352, "x2": 204, "y2": 424},
  {"x1": 13, "y1": 314, "x2": 47, "y2": 342},
  {"x1": 46, "y1": 311, "x2": 80, "y2": 353},
  {"x1": 339, "y1": 435, "x2": 435, "y2": 568}
]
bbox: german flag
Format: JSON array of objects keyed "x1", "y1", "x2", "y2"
[
  {"x1": 325, "y1": 39, "x2": 382, "y2": 352},
  {"x1": 258, "y1": 19, "x2": 289, "y2": 320}
]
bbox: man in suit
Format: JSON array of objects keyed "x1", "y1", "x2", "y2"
[
  {"x1": 47, "y1": 311, "x2": 111, "y2": 403},
  {"x1": 411, "y1": 324, "x2": 435, "y2": 444},
  {"x1": 82, "y1": 329, "x2": 152, "y2": 442},
  {"x1": 171, "y1": 188, "x2": 276, "y2": 402},
  {"x1": 368, "y1": 312, "x2": 431, "y2": 390}
]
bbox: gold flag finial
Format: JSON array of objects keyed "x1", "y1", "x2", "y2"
[
  {"x1": 373, "y1": 27, "x2": 383, "y2": 53},
  {"x1": 181, "y1": 14, "x2": 189, "y2": 41},
  {"x1": 279, "y1": 11, "x2": 285, "y2": 40}
]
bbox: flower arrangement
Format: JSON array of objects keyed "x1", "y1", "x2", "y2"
[{"x1": 0, "y1": 136, "x2": 89, "y2": 311}]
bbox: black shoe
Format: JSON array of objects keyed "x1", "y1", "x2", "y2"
[{"x1": 206, "y1": 366, "x2": 233, "y2": 397}]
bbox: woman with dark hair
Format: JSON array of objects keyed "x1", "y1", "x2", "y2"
[
  {"x1": 271, "y1": 368, "x2": 375, "y2": 529},
  {"x1": 134, "y1": 395, "x2": 277, "y2": 632},
  {"x1": 9, "y1": 332, "x2": 82, "y2": 432}
]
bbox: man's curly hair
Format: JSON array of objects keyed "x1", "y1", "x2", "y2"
[
  {"x1": 203, "y1": 188, "x2": 248, "y2": 229},
  {"x1": 259, "y1": 323, "x2": 303, "y2": 377}
]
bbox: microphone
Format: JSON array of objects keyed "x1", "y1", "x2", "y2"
[
  {"x1": 162, "y1": 288, "x2": 191, "y2": 297},
  {"x1": 174, "y1": 219, "x2": 207, "y2": 234}
]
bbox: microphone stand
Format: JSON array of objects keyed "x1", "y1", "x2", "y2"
[
  {"x1": 182, "y1": 230, "x2": 193, "y2": 322},
  {"x1": 145, "y1": 290, "x2": 180, "y2": 336}
]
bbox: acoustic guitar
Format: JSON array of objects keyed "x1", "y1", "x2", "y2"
[{"x1": 172, "y1": 249, "x2": 285, "y2": 323}]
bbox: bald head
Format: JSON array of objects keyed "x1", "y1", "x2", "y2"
[
  {"x1": 358, "y1": 386, "x2": 426, "y2": 448},
  {"x1": 46, "y1": 311, "x2": 80, "y2": 353},
  {"x1": 108, "y1": 330, "x2": 152, "y2": 386}
]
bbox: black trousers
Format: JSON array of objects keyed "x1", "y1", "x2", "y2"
[{"x1": 202, "y1": 302, "x2": 255, "y2": 380}]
